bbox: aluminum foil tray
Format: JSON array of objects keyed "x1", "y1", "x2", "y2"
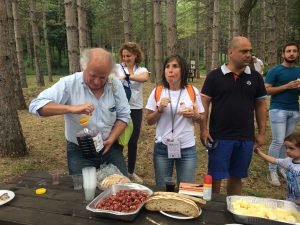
[
  {"x1": 86, "y1": 183, "x2": 153, "y2": 221},
  {"x1": 227, "y1": 195, "x2": 300, "y2": 225}
]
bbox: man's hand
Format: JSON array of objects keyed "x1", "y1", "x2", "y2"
[
  {"x1": 200, "y1": 129, "x2": 213, "y2": 147},
  {"x1": 102, "y1": 138, "x2": 114, "y2": 155},
  {"x1": 70, "y1": 103, "x2": 94, "y2": 116},
  {"x1": 285, "y1": 80, "x2": 300, "y2": 89},
  {"x1": 254, "y1": 133, "x2": 265, "y2": 151}
]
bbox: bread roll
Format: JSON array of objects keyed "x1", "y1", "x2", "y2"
[
  {"x1": 99, "y1": 174, "x2": 130, "y2": 189},
  {"x1": 153, "y1": 192, "x2": 206, "y2": 208},
  {"x1": 145, "y1": 195, "x2": 200, "y2": 217}
]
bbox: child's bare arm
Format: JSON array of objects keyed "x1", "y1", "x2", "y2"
[
  {"x1": 254, "y1": 147, "x2": 277, "y2": 164},
  {"x1": 295, "y1": 198, "x2": 300, "y2": 205}
]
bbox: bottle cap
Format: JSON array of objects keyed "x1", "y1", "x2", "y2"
[
  {"x1": 80, "y1": 117, "x2": 89, "y2": 126},
  {"x1": 35, "y1": 188, "x2": 47, "y2": 195},
  {"x1": 204, "y1": 174, "x2": 212, "y2": 184}
]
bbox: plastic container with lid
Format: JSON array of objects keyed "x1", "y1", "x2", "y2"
[
  {"x1": 76, "y1": 116, "x2": 104, "y2": 158},
  {"x1": 203, "y1": 174, "x2": 212, "y2": 201}
]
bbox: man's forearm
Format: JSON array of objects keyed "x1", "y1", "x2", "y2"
[
  {"x1": 38, "y1": 102, "x2": 72, "y2": 116},
  {"x1": 107, "y1": 120, "x2": 127, "y2": 142}
]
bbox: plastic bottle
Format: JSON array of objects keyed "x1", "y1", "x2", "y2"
[
  {"x1": 76, "y1": 116, "x2": 103, "y2": 158},
  {"x1": 203, "y1": 174, "x2": 212, "y2": 201}
]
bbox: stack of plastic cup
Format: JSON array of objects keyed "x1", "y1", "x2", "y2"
[{"x1": 82, "y1": 167, "x2": 97, "y2": 202}]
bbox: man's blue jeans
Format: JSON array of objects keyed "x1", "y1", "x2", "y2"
[
  {"x1": 153, "y1": 142, "x2": 197, "y2": 187},
  {"x1": 268, "y1": 109, "x2": 300, "y2": 172},
  {"x1": 67, "y1": 141, "x2": 128, "y2": 176}
]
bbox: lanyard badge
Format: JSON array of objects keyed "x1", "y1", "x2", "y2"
[{"x1": 167, "y1": 138, "x2": 181, "y2": 158}]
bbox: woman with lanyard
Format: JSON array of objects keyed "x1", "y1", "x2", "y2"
[
  {"x1": 114, "y1": 42, "x2": 149, "y2": 183},
  {"x1": 145, "y1": 55, "x2": 204, "y2": 187}
]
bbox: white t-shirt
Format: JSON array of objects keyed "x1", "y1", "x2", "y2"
[
  {"x1": 114, "y1": 64, "x2": 148, "y2": 109},
  {"x1": 254, "y1": 58, "x2": 264, "y2": 74},
  {"x1": 145, "y1": 86, "x2": 204, "y2": 148}
]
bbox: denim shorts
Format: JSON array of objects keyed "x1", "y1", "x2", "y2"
[
  {"x1": 153, "y1": 142, "x2": 197, "y2": 187},
  {"x1": 208, "y1": 140, "x2": 254, "y2": 179},
  {"x1": 67, "y1": 141, "x2": 128, "y2": 176}
]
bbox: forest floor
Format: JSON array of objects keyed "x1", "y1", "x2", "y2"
[{"x1": 1, "y1": 75, "x2": 299, "y2": 200}]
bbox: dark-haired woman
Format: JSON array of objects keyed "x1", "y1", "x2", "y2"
[{"x1": 145, "y1": 55, "x2": 204, "y2": 186}]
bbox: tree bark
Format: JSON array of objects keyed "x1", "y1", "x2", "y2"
[
  {"x1": 12, "y1": 0, "x2": 27, "y2": 88},
  {"x1": 195, "y1": 0, "x2": 200, "y2": 78},
  {"x1": 211, "y1": 0, "x2": 219, "y2": 70},
  {"x1": 26, "y1": 23, "x2": 34, "y2": 69},
  {"x1": 122, "y1": 0, "x2": 131, "y2": 42},
  {"x1": 166, "y1": 0, "x2": 177, "y2": 55},
  {"x1": 30, "y1": 0, "x2": 45, "y2": 86},
  {"x1": 77, "y1": 0, "x2": 89, "y2": 54},
  {"x1": 64, "y1": 0, "x2": 80, "y2": 74},
  {"x1": 6, "y1": 0, "x2": 26, "y2": 109},
  {"x1": 0, "y1": 0, "x2": 27, "y2": 157},
  {"x1": 41, "y1": 0, "x2": 53, "y2": 82},
  {"x1": 232, "y1": 0, "x2": 240, "y2": 36},
  {"x1": 257, "y1": 0, "x2": 266, "y2": 60},
  {"x1": 153, "y1": 0, "x2": 163, "y2": 83},
  {"x1": 205, "y1": 0, "x2": 213, "y2": 73},
  {"x1": 266, "y1": 0, "x2": 277, "y2": 68},
  {"x1": 239, "y1": 0, "x2": 258, "y2": 36}
]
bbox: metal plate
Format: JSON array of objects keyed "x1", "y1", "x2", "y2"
[
  {"x1": 227, "y1": 195, "x2": 300, "y2": 225},
  {"x1": 86, "y1": 183, "x2": 153, "y2": 221}
]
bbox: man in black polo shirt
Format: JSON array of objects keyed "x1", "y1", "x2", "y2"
[{"x1": 200, "y1": 36, "x2": 267, "y2": 195}]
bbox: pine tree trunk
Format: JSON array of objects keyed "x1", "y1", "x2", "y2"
[
  {"x1": 211, "y1": 0, "x2": 219, "y2": 70},
  {"x1": 41, "y1": 0, "x2": 53, "y2": 82},
  {"x1": 0, "y1": 0, "x2": 27, "y2": 157},
  {"x1": 205, "y1": 0, "x2": 213, "y2": 73},
  {"x1": 6, "y1": 0, "x2": 27, "y2": 110},
  {"x1": 142, "y1": 0, "x2": 148, "y2": 68},
  {"x1": 122, "y1": 0, "x2": 131, "y2": 42},
  {"x1": 239, "y1": 0, "x2": 258, "y2": 36},
  {"x1": 166, "y1": 0, "x2": 177, "y2": 55},
  {"x1": 257, "y1": 0, "x2": 266, "y2": 60},
  {"x1": 30, "y1": 0, "x2": 45, "y2": 86},
  {"x1": 12, "y1": 0, "x2": 27, "y2": 88},
  {"x1": 149, "y1": 0, "x2": 155, "y2": 83},
  {"x1": 153, "y1": 0, "x2": 163, "y2": 83},
  {"x1": 26, "y1": 23, "x2": 34, "y2": 69},
  {"x1": 64, "y1": 0, "x2": 80, "y2": 73},
  {"x1": 266, "y1": 0, "x2": 277, "y2": 68},
  {"x1": 77, "y1": 0, "x2": 89, "y2": 54},
  {"x1": 195, "y1": 0, "x2": 200, "y2": 78},
  {"x1": 228, "y1": 0, "x2": 232, "y2": 41},
  {"x1": 232, "y1": 0, "x2": 240, "y2": 36}
]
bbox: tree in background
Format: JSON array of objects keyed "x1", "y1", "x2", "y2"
[
  {"x1": 239, "y1": 0, "x2": 258, "y2": 36},
  {"x1": 166, "y1": 0, "x2": 177, "y2": 55},
  {"x1": 266, "y1": 0, "x2": 277, "y2": 68},
  {"x1": 0, "y1": 0, "x2": 27, "y2": 157},
  {"x1": 42, "y1": 0, "x2": 53, "y2": 82},
  {"x1": 211, "y1": 0, "x2": 219, "y2": 70},
  {"x1": 122, "y1": 0, "x2": 132, "y2": 42},
  {"x1": 7, "y1": 0, "x2": 27, "y2": 110},
  {"x1": 30, "y1": 0, "x2": 45, "y2": 86},
  {"x1": 12, "y1": 0, "x2": 27, "y2": 88},
  {"x1": 153, "y1": 0, "x2": 163, "y2": 83},
  {"x1": 77, "y1": 0, "x2": 89, "y2": 54},
  {"x1": 64, "y1": 0, "x2": 80, "y2": 73}
]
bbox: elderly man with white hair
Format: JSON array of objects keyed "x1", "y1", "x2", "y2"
[{"x1": 29, "y1": 48, "x2": 131, "y2": 176}]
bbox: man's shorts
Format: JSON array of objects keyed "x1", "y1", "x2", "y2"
[{"x1": 208, "y1": 140, "x2": 254, "y2": 180}]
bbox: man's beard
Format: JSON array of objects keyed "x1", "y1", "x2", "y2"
[{"x1": 284, "y1": 57, "x2": 296, "y2": 64}]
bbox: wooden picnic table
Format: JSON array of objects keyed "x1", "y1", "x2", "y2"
[{"x1": 0, "y1": 171, "x2": 235, "y2": 225}]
